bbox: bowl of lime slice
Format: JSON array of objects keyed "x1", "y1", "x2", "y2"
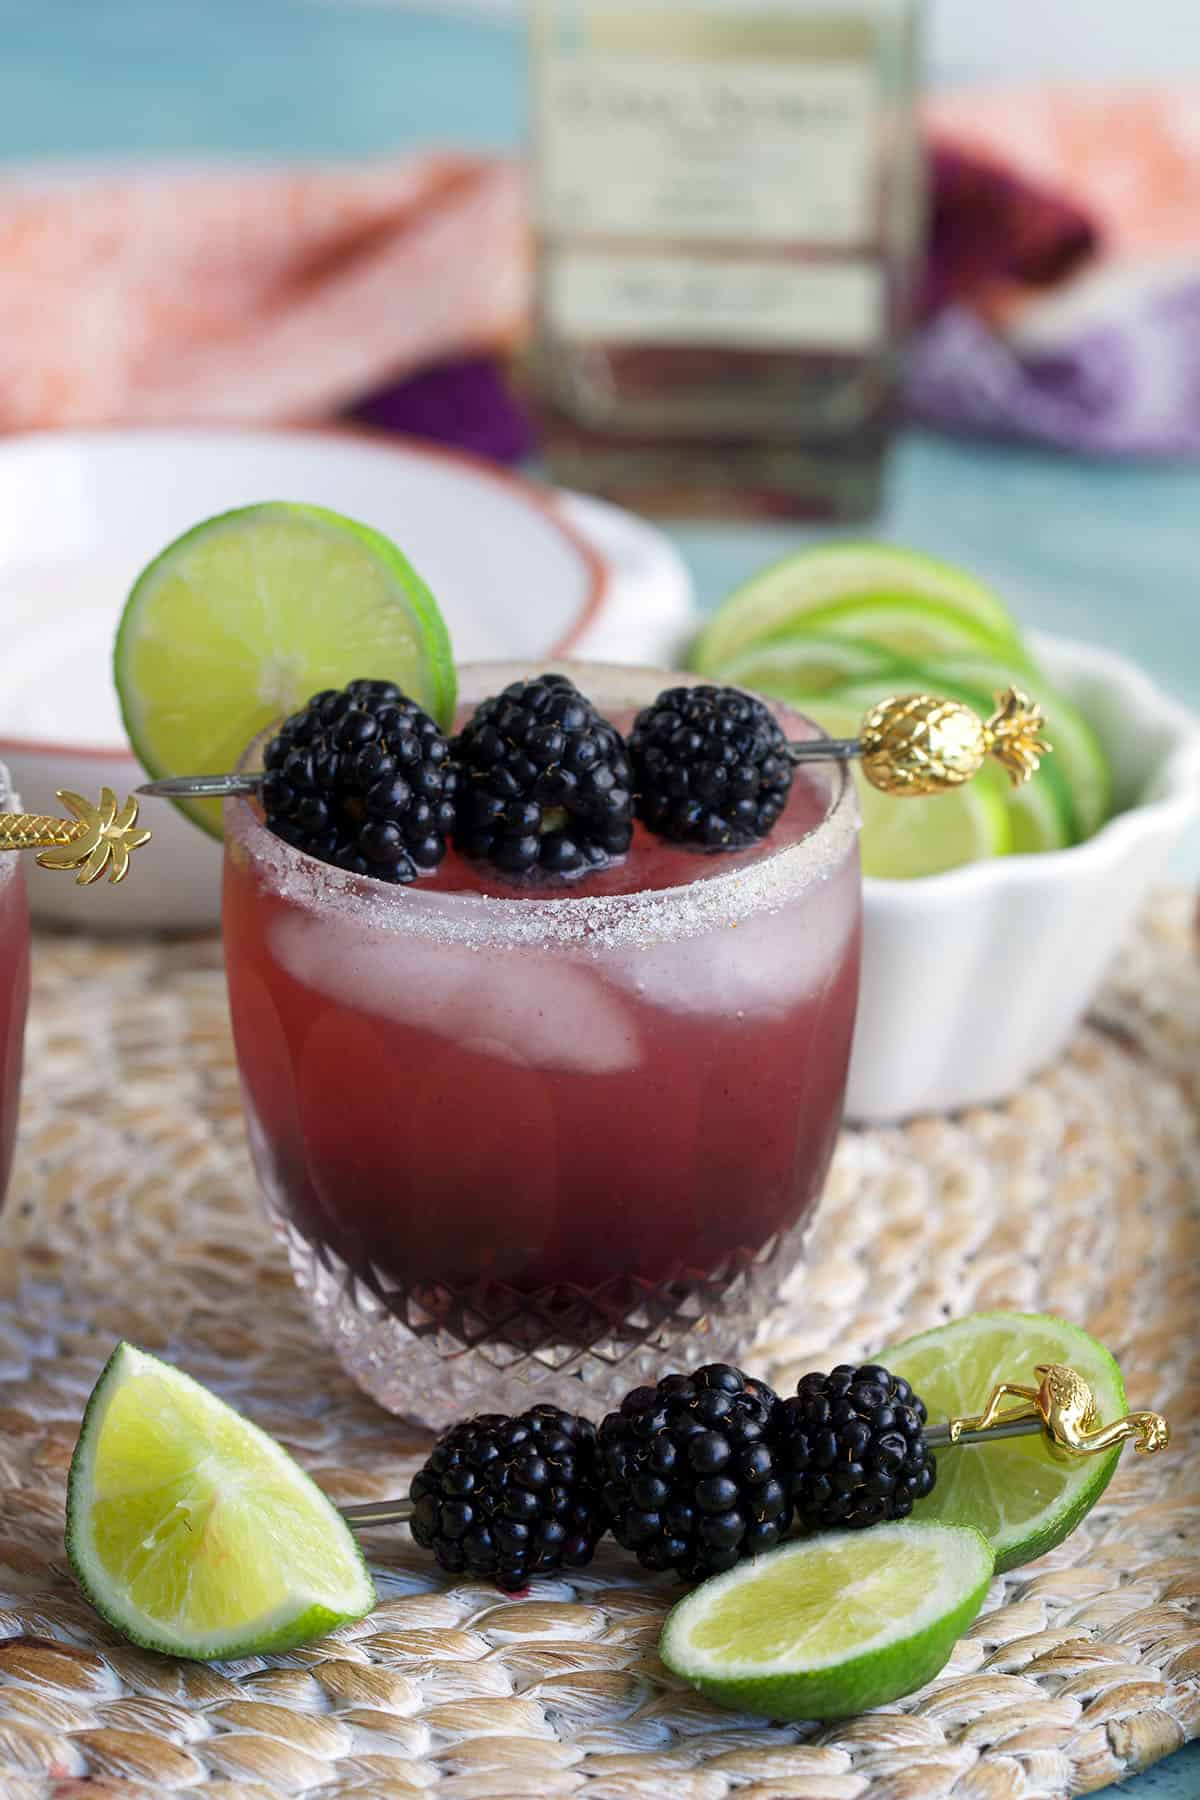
[{"x1": 691, "y1": 544, "x2": 1200, "y2": 1120}]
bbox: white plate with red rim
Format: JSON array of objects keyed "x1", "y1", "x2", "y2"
[{"x1": 0, "y1": 425, "x2": 694, "y2": 931}]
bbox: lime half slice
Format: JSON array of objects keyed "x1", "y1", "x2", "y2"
[
  {"x1": 115, "y1": 502, "x2": 456, "y2": 838},
  {"x1": 800, "y1": 697, "x2": 1012, "y2": 878},
  {"x1": 67, "y1": 1343, "x2": 375, "y2": 1661},
  {"x1": 660, "y1": 1520, "x2": 994, "y2": 1721},
  {"x1": 886, "y1": 1312, "x2": 1128, "y2": 1573},
  {"x1": 691, "y1": 544, "x2": 1028, "y2": 673}
]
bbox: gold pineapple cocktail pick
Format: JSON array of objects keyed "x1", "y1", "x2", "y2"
[
  {"x1": 135, "y1": 688, "x2": 1052, "y2": 807},
  {"x1": 0, "y1": 788, "x2": 152, "y2": 885},
  {"x1": 792, "y1": 686, "x2": 1051, "y2": 794},
  {"x1": 335, "y1": 1362, "x2": 1169, "y2": 1535}
]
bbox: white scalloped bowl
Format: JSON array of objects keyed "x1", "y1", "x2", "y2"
[{"x1": 847, "y1": 632, "x2": 1200, "y2": 1122}]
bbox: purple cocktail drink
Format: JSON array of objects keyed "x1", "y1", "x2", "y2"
[{"x1": 223, "y1": 666, "x2": 860, "y2": 1425}]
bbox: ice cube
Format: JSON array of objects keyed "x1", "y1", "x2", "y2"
[
  {"x1": 269, "y1": 912, "x2": 642, "y2": 1075},
  {"x1": 608, "y1": 871, "x2": 857, "y2": 1020}
]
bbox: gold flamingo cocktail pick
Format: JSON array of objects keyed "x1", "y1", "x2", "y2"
[
  {"x1": 336, "y1": 1362, "x2": 1169, "y2": 1533},
  {"x1": 137, "y1": 688, "x2": 1052, "y2": 804},
  {"x1": 0, "y1": 789, "x2": 152, "y2": 885}
]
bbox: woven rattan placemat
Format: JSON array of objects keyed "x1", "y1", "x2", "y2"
[{"x1": 0, "y1": 890, "x2": 1197, "y2": 1800}]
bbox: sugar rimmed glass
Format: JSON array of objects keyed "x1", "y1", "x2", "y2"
[
  {"x1": 0, "y1": 763, "x2": 31, "y2": 1212},
  {"x1": 222, "y1": 664, "x2": 861, "y2": 1426}
]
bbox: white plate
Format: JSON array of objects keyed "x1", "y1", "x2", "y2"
[{"x1": 0, "y1": 426, "x2": 694, "y2": 930}]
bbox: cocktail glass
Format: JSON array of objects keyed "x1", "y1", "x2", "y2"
[
  {"x1": 0, "y1": 764, "x2": 31, "y2": 1210},
  {"x1": 223, "y1": 665, "x2": 861, "y2": 1426}
]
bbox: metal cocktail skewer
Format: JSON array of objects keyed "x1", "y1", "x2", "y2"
[
  {"x1": 337, "y1": 1416, "x2": 1038, "y2": 1534},
  {"x1": 138, "y1": 773, "x2": 264, "y2": 799},
  {"x1": 337, "y1": 1363, "x2": 1169, "y2": 1535},
  {"x1": 0, "y1": 692, "x2": 1047, "y2": 883},
  {"x1": 136, "y1": 689, "x2": 1051, "y2": 806}
]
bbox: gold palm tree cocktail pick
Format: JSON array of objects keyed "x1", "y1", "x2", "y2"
[{"x1": 0, "y1": 788, "x2": 152, "y2": 885}]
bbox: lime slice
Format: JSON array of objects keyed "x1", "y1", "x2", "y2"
[
  {"x1": 67, "y1": 1342, "x2": 375, "y2": 1661},
  {"x1": 660, "y1": 1520, "x2": 994, "y2": 1721},
  {"x1": 716, "y1": 633, "x2": 910, "y2": 698},
  {"x1": 798, "y1": 696, "x2": 1012, "y2": 878},
  {"x1": 915, "y1": 654, "x2": 1113, "y2": 840},
  {"x1": 797, "y1": 598, "x2": 1025, "y2": 663},
  {"x1": 885, "y1": 1312, "x2": 1128, "y2": 1573},
  {"x1": 114, "y1": 502, "x2": 456, "y2": 839},
  {"x1": 691, "y1": 544, "x2": 1028, "y2": 673}
]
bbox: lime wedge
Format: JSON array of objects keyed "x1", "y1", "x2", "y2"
[
  {"x1": 691, "y1": 544, "x2": 1028, "y2": 673},
  {"x1": 915, "y1": 653, "x2": 1113, "y2": 840},
  {"x1": 717, "y1": 633, "x2": 911, "y2": 697},
  {"x1": 67, "y1": 1343, "x2": 375, "y2": 1661},
  {"x1": 660, "y1": 1520, "x2": 993, "y2": 1721},
  {"x1": 114, "y1": 502, "x2": 456, "y2": 839},
  {"x1": 798, "y1": 696, "x2": 1012, "y2": 878},
  {"x1": 885, "y1": 1312, "x2": 1128, "y2": 1572}
]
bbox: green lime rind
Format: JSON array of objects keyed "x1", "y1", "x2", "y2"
[
  {"x1": 885, "y1": 1312, "x2": 1128, "y2": 1574},
  {"x1": 914, "y1": 653, "x2": 1113, "y2": 840},
  {"x1": 716, "y1": 632, "x2": 917, "y2": 697},
  {"x1": 114, "y1": 502, "x2": 457, "y2": 840},
  {"x1": 659, "y1": 1520, "x2": 994, "y2": 1722},
  {"x1": 66, "y1": 1342, "x2": 375, "y2": 1661},
  {"x1": 690, "y1": 543, "x2": 1030, "y2": 673}
]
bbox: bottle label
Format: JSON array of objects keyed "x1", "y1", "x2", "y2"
[
  {"x1": 536, "y1": 51, "x2": 877, "y2": 246},
  {"x1": 545, "y1": 250, "x2": 884, "y2": 351}
]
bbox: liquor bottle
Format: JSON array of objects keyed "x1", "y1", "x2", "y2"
[{"x1": 525, "y1": 0, "x2": 924, "y2": 518}]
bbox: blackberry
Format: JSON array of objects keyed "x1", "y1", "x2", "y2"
[
  {"x1": 598, "y1": 1364, "x2": 791, "y2": 1580},
  {"x1": 453, "y1": 673, "x2": 634, "y2": 876},
  {"x1": 408, "y1": 1405, "x2": 606, "y2": 1591},
  {"x1": 776, "y1": 1364, "x2": 937, "y2": 1532},
  {"x1": 261, "y1": 679, "x2": 456, "y2": 882},
  {"x1": 629, "y1": 684, "x2": 793, "y2": 850}
]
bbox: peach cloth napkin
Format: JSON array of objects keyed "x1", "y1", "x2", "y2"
[{"x1": 0, "y1": 154, "x2": 527, "y2": 430}]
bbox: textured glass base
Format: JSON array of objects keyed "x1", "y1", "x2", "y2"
[{"x1": 277, "y1": 1213, "x2": 809, "y2": 1429}]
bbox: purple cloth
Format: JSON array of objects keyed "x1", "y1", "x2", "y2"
[
  {"x1": 921, "y1": 144, "x2": 1096, "y2": 321},
  {"x1": 906, "y1": 278, "x2": 1200, "y2": 457},
  {"x1": 350, "y1": 357, "x2": 534, "y2": 464}
]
